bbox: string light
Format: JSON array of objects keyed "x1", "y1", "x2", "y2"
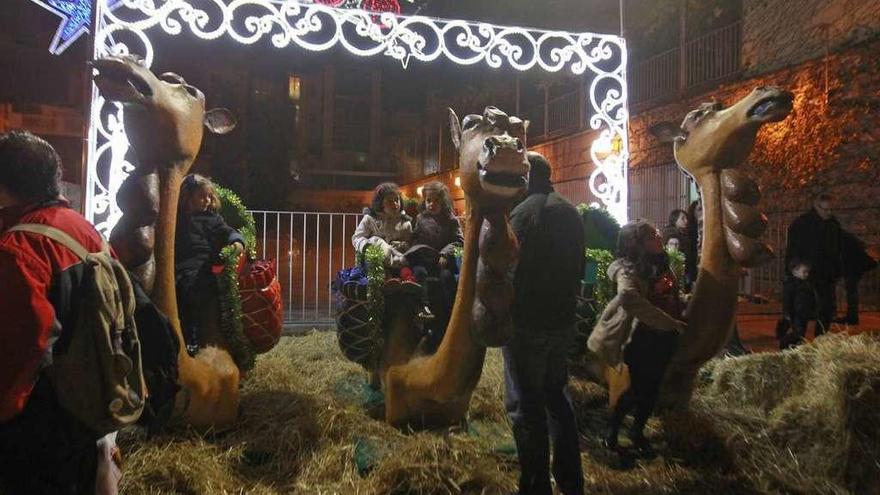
[{"x1": 85, "y1": 0, "x2": 630, "y2": 234}]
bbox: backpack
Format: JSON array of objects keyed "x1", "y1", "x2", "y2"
[{"x1": 7, "y1": 224, "x2": 147, "y2": 434}]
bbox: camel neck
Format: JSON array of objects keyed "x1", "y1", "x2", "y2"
[
  {"x1": 695, "y1": 171, "x2": 736, "y2": 279},
  {"x1": 430, "y1": 202, "x2": 486, "y2": 384},
  {"x1": 152, "y1": 165, "x2": 187, "y2": 346}
]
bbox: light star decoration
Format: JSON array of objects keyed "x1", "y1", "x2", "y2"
[{"x1": 29, "y1": 0, "x2": 122, "y2": 55}]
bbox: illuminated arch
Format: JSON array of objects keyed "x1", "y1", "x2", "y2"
[{"x1": 86, "y1": 0, "x2": 629, "y2": 234}]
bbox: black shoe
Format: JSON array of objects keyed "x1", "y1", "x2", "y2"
[
  {"x1": 630, "y1": 436, "x2": 656, "y2": 459},
  {"x1": 602, "y1": 432, "x2": 619, "y2": 450},
  {"x1": 418, "y1": 305, "x2": 435, "y2": 321}
]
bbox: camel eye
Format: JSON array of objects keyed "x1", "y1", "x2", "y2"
[
  {"x1": 462, "y1": 115, "x2": 482, "y2": 131},
  {"x1": 183, "y1": 84, "x2": 201, "y2": 98},
  {"x1": 159, "y1": 73, "x2": 185, "y2": 85}
]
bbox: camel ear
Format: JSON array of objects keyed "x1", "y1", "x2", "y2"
[
  {"x1": 204, "y1": 108, "x2": 237, "y2": 135},
  {"x1": 649, "y1": 121, "x2": 686, "y2": 143},
  {"x1": 448, "y1": 108, "x2": 461, "y2": 151}
]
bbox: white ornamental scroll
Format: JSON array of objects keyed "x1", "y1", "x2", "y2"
[{"x1": 86, "y1": 0, "x2": 629, "y2": 234}]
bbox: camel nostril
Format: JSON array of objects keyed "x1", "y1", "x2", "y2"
[
  {"x1": 483, "y1": 137, "x2": 498, "y2": 155},
  {"x1": 515, "y1": 138, "x2": 524, "y2": 153}
]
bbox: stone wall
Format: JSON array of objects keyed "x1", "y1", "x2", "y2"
[
  {"x1": 741, "y1": 0, "x2": 880, "y2": 76},
  {"x1": 630, "y1": 37, "x2": 880, "y2": 237}
]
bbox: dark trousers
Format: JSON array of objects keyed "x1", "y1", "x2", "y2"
[
  {"x1": 412, "y1": 264, "x2": 457, "y2": 349},
  {"x1": 609, "y1": 327, "x2": 678, "y2": 441},
  {"x1": 177, "y1": 272, "x2": 220, "y2": 352},
  {"x1": 791, "y1": 317, "x2": 809, "y2": 344},
  {"x1": 844, "y1": 276, "x2": 861, "y2": 323},
  {"x1": 814, "y1": 280, "x2": 836, "y2": 336},
  {"x1": 0, "y1": 380, "x2": 98, "y2": 495},
  {"x1": 503, "y1": 327, "x2": 584, "y2": 495}
]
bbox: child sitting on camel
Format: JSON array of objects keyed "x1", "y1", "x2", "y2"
[
  {"x1": 409, "y1": 181, "x2": 463, "y2": 347},
  {"x1": 352, "y1": 182, "x2": 434, "y2": 320},
  {"x1": 352, "y1": 182, "x2": 413, "y2": 272},
  {"x1": 175, "y1": 174, "x2": 244, "y2": 355}
]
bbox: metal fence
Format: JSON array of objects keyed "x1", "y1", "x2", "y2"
[
  {"x1": 630, "y1": 21, "x2": 742, "y2": 106},
  {"x1": 629, "y1": 48, "x2": 679, "y2": 106},
  {"x1": 250, "y1": 203, "x2": 878, "y2": 327},
  {"x1": 525, "y1": 89, "x2": 580, "y2": 144},
  {"x1": 249, "y1": 210, "x2": 364, "y2": 325},
  {"x1": 748, "y1": 210, "x2": 880, "y2": 311},
  {"x1": 626, "y1": 164, "x2": 879, "y2": 310},
  {"x1": 627, "y1": 162, "x2": 694, "y2": 227},
  {"x1": 686, "y1": 21, "x2": 741, "y2": 88}
]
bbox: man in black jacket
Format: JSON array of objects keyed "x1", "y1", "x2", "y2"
[
  {"x1": 504, "y1": 152, "x2": 585, "y2": 495},
  {"x1": 836, "y1": 230, "x2": 878, "y2": 325},
  {"x1": 784, "y1": 193, "x2": 842, "y2": 335}
]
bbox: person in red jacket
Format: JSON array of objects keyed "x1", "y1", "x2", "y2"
[{"x1": 0, "y1": 131, "x2": 120, "y2": 494}]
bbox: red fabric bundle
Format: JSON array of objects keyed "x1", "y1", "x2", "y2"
[{"x1": 238, "y1": 259, "x2": 283, "y2": 353}]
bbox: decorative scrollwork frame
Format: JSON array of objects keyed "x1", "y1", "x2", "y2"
[{"x1": 86, "y1": 0, "x2": 629, "y2": 234}]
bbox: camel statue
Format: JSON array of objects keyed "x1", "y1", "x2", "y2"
[
  {"x1": 92, "y1": 55, "x2": 240, "y2": 428},
  {"x1": 650, "y1": 86, "x2": 794, "y2": 409},
  {"x1": 382, "y1": 106, "x2": 529, "y2": 427}
]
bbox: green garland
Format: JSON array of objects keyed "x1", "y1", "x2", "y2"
[
  {"x1": 353, "y1": 244, "x2": 387, "y2": 369},
  {"x1": 363, "y1": 244, "x2": 386, "y2": 333},
  {"x1": 577, "y1": 203, "x2": 620, "y2": 252},
  {"x1": 585, "y1": 248, "x2": 616, "y2": 313},
  {"x1": 216, "y1": 185, "x2": 257, "y2": 258},
  {"x1": 216, "y1": 244, "x2": 256, "y2": 371},
  {"x1": 214, "y1": 184, "x2": 258, "y2": 372},
  {"x1": 667, "y1": 247, "x2": 686, "y2": 295}
]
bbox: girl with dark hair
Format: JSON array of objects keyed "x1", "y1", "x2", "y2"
[
  {"x1": 601, "y1": 220, "x2": 686, "y2": 456},
  {"x1": 662, "y1": 208, "x2": 693, "y2": 290},
  {"x1": 409, "y1": 181, "x2": 464, "y2": 347},
  {"x1": 684, "y1": 199, "x2": 701, "y2": 289},
  {"x1": 175, "y1": 174, "x2": 244, "y2": 354},
  {"x1": 352, "y1": 182, "x2": 413, "y2": 269}
]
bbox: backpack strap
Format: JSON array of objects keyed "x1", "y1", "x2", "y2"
[{"x1": 6, "y1": 223, "x2": 107, "y2": 260}]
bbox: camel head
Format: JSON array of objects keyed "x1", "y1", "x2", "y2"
[
  {"x1": 652, "y1": 87, "x2": 794, "y2": 269},
  {"x1": 92, "y1": 55, "x2": 235, "y2": 170},
  {"x1": 448, "y1": 106, "x2": 529, "y2": 211},
  {"x1": 651, "y1": 86, "x2": 793, "y2": 179}
]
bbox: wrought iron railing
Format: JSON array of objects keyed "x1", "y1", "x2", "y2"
[
  {"x1": 248, "y1": 203, "x2": 878, "y2": 329},
  {"x1": 630, "y1": 21, "x2": 742, "y2": 106}
]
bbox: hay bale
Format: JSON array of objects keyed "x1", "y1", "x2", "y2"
[
  {"x1": 693, "y1": 333, "x2": 880, "y2": 494},
  {"x1": 116, "y1": 329, "x2": 878, "y2": 494},
  {"x1": 117, "y1": 331, "x2": 518, "y2": 495}
]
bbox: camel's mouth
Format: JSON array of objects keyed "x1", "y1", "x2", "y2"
[
  {"x1": 92, "y1": 57, "x2": 154, "y2": 104},
  {"x1": 746, "y1": 92, "x2": 793, "y2": 122},
  {"x1": 476, "y1": 161, "x2": 528, "y2": 197},
  {"x1": 480, "y1": 168, "x2": 527, "y2": 188}
]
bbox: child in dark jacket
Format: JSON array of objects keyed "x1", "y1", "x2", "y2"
[
  {"x1": 409, "y1": 181, "x2": 463, "y2": 348},
  {"x1": 175, "y1": 174, "x2": 244, "y2": 354},
  {"x1": 781, "y1": 259, "x2": 820, "y2": 349}
]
